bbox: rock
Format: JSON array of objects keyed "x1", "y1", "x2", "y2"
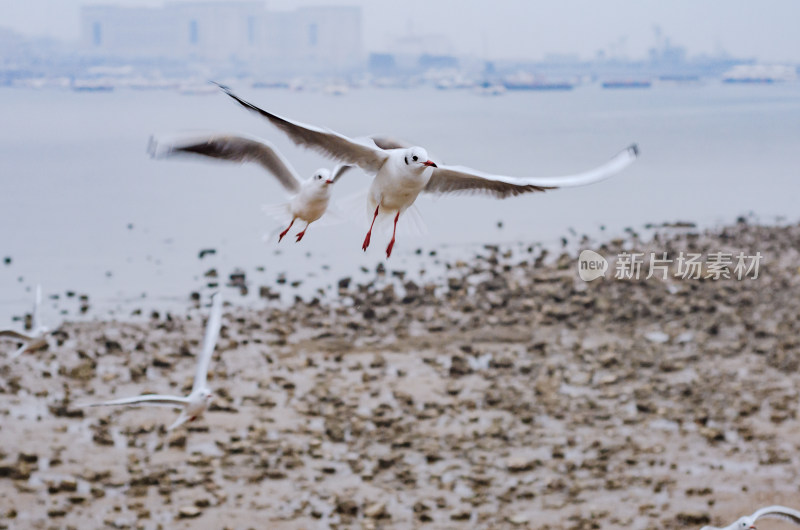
[
  {"x1": 507, "y1": 457, "x2": 539, "y2": 472},
  {"x1": 364, "y1": 502, "x2": 387, "y2": 519},
  {"x1": 676, "y1": 512, "x2": 710, "y2": 525},
  {"x1": 336, "y1": 499, "x2": 358, "y2": 516},
  {"x1": 178, "y1": 506, "x2": 202, "y2": 519},
  {"x1": 508, "y1": 513, "x2": 529, "y2": 525},
  {"x1": 644, "y1": 331, "x2": 669, "y2": 344},
  {"x1": 450, "y1": 510, "x2": 471, "y2": 521}
]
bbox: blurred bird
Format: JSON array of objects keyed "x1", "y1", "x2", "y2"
[
  {"x1": 83, "y1": 292, "x2": 223, "y2": 431},
  {"x1": 149, "y1": 133, "x2": 352, "y2": 242},
  {"x1": 215, "y1": 84, "x2": 639, "y2": 258},
  {"x1": 1, "y1": 285, "x2": 53, "y2": 359},
  {"x1": 701, "y1": 506, "x2": 800, "y2": 530}
]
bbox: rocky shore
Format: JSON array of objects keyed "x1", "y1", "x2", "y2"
[{"x1": 1, "y1": 220, "x2": 799, "y2": 529}]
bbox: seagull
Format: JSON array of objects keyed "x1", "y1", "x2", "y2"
[
  {"x1": 1, "y1": 285, "x2": 52, "y2": 359},
  {"x1": 214, "y1": 84, "x2": 639, "y2": 258},
  {"x1": 701, "y1": 506, "x2": 800, "y2": 530},
  {"x1": 149, "y1": 133, "x2": 352, "y2": 242},
  {"x1": 83, "y1": 292, "x2": 223, "y2": 431}
]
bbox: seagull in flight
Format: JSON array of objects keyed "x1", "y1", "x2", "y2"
[
  {"x1": 1, "y1": 285, "x2": 52, "y2": 359},
  {"x1": 701, "y1": 506, "x2": 800, "y2": 530},
  {"x1": 149, "y1": 133, "x2": 352, "y2": 242},
  {"x1": 83, "y1": 292, "x2": 223, "y2": 431},
  {"x1": 214, "y1": 84, "x2": 639, "y2": 258}
]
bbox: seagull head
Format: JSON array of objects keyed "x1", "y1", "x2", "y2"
[
  {"x1": 403, "y1": 147, "x2": 437, "y2": 170},
  {"x1": 193, "y1": 387, "x2": 214, "y2": 407},
  {"x1": 311, "y1": 168, "x2": 335, "y2": 186},
  {"x1": 732, "y1": 517, "x2": 756, "y2": 530}
]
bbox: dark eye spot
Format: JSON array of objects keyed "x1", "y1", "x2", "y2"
[{"x1": 412, "y1": 155, "x2": 418, "y2": 161}]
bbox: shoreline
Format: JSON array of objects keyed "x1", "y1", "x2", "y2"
[{"x1": 1, "y1": 219, "x2": 799, "y2": 528}]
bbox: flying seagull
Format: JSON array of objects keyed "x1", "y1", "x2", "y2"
[
  {"x1": 149, "y1": 133, "x2": 352, "y2": 242},
  {"x1": 214, "y1": 83, "x2": 639, "y2": 258},
  {"x1": 1, "y1": 285, "x2": 52, "y2": 359},
  {"x1": 83, "y1": 292, "x2": 223, "y2": 431},
  {"x1": 701, "y1": 505, "x2": 800, "y2": 530}
]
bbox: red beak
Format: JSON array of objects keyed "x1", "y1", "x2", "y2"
[
  {"x1": 325, "y1": 179, "x2": 334, "y2": 184},
  {"x1": 424, "y1": 160, "x2": 437, "y2": 168}
]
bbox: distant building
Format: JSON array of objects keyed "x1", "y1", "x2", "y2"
[{"x1": 79, "y1": 2, "x2": 362, "y2": 75}]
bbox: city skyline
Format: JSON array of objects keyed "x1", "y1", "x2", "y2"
[{"x1": 1, "y1": 0, "x2": 799, "y2": 62}]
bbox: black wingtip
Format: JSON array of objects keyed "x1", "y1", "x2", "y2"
[
  {"x1": 629, "y1": 143, "x2": 640, "y2": 157},
  {"x1": 210, "y1": 80, "x2": 232, "y2": 93}
]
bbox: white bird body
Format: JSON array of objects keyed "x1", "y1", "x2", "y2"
[
  {"x1": 368, "y1": 150, "x2": 434, "y2": 212},
  {"x1": 291, "y1": 172, "x2": 337, "y2": 224},
  {"x1": 702, "y1": 505, "x2": 800, "y2": 530},
  {"x1": 215, "y1": 83, "x2": 639, "y2": 257},
  {"x1": 149, "y1": 133, "x2": 351, "y2": 242},
  {"x1": 1, "y1": 285, "x2": 53, "y2": 359},
  {"x1": 83, "y1": 292, "x2": 223, "y2": 431}
]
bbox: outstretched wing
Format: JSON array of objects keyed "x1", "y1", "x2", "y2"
[
  {"x1": 9, "y1": 337, "x2": 48, "y2": 360},
  {"x1": 84, "y1": 394, "x2": 189, "y2": 409},
  {"x1": 754, "y1": 506, "x2": 800, "y2": 526},
  {"x1": 331, "y1": 164, "x2": 353, "y2": 183},
  {"x1": 215, "y1": 83, "x2": 388, "y2": 173},
  {"x1": 369, "y1": 135, "x2": 415, "y2": 151},
  {"x1": 193, "y1": 291, "x2": 223, "y2": 393},
  {"x1": 167, "y1": 409, "x2": 192, "y2": 431},
  {"x1": 149, "y1": 133, "x2": 303, "y2": 194},
  {"x1": 32, "y1": 284, "x2": 42, "y2": 332},
  {"x1": 424, "y1": 144, "x2": 639, "y2": 199},
  {"x1": 0, "y1": 330, "x2": 34, "y2": 341}
]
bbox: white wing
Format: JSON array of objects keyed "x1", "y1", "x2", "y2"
[
  {"x1": 331, "y1": 164, "x2": 353, "y2": 183},
  {"x1": 193, "y1": 291, "x2": 222, "y2": 393},
  {"x1": 32, "y1": 284, "x2": 42, "y2": 332},
  {"x1": 149, "y1": 133, "x2": 303, "y2": 194},
  {"x1": 167, "y1": 409, "x2": 191, "y2": 431},
  {"x1": 425, "y1": 144, "x2": 639, "y2": 199},
  {"x1": 9, "y1": 337, "x2": 48, "y2": 359},
  {"x1": 754, "y1": 506, "x2": 800, "y2": 526},
  {"x1": 216, "y1": 83, "x2": 388, "y2": 173},
  {"x1": 84, "y1": 394, "x2": 189, "y2": 409},
  {"x1": 368, "y1": 135, "x2": 415, "y2": 151}
]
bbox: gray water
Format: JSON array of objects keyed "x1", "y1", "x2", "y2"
[{"x1": 1, "y1": 82, "x2": 799, "y2": 324}]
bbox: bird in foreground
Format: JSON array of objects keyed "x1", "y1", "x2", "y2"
[
  {"x1": 149, "y1": 133, "x2": 352, "y2": 242},
  {"x1": 701, "y1": 506, "x2": 800, "y2": 530},
  {"x1": 1, "y1": 285, "x2": 52, "y2": 359},
  {"x1": 215, "y1": 83, "x2": 639, "y2": 258},
  {"x1": 83, "y1": 292, "x2": 223, "y2": 431}
]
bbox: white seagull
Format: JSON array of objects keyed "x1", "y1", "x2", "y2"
[
  {"x1": 215, "y1": 84, "x2": 639, "y2": 258},
  {"x1": 84, "y1": 292, "x2": 223, "y2": 431},
  {"x1": 1, "y1": 285, "x2": 52, "y2": 359},
  {"x1": 701, "y1": 506, "x2": 800, "y2": 530},
  {"x1": 149, "y1": 133, "x2": 352, "y2": 242}
]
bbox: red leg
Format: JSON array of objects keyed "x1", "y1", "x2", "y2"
[
  {"x1": 385, "y1": 211, "x2": 400, "y2": 258},
  {"x1": 362, "y1": 204, "x2": 380, "y2": 251},
  {"x1": 295, "y1": 223, "x2": 309, "y2": 242},
  {"x1": 278, "y1": 218, "x2": 295, "y2": 242}
]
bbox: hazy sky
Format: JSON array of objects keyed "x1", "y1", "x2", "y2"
[{"x1": 1, "y1": 0, "x2": 799, "y2": 62}]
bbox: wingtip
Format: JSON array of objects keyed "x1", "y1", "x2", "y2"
[
  {"x1": 211, "y1": 80, "x2": 235, "y2": 96},
  {"x1": 147, "y1": 135, "x2": 173, "y2": 159},
  {"x1": 628, "y1": 143, "x2": 640, "y2": 157},
  {"x1": 146, "y1": 135, "x2": 157, "y2": 158}
]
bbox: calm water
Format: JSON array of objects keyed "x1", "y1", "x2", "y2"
[{"x1": 1, "y1": 83, "x2": 798, "y2": 324}]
